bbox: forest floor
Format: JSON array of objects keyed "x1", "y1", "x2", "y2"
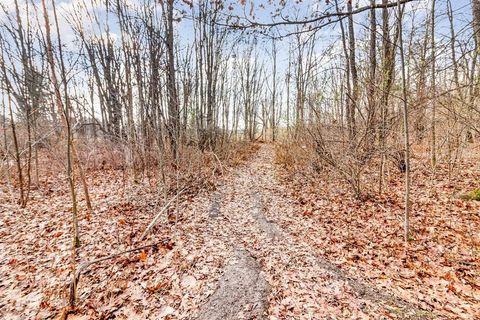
[{"x1": 0, "y1": 144, "x2": 479, "y2": 319}]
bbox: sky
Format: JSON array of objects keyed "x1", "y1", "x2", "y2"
[
  {"x1": 0, "y1": 0, "x2": 477, "y2": 121},
  {"x1": 0, "y1": 0, "x2": 474, "y2": 45},
  {"x1": 0, "y1": 0, "x2": 475, "y2": 65}
]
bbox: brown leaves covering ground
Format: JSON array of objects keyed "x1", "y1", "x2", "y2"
[
  {"x1": 275, "y1": 143, "x2": 480, "y2": 319},
  {"x1": 1, "y1": 142, "x2": 478, "y2": 319},
  {"x1": 0, "y1": 142, "x2": 258, "y2": 319}
]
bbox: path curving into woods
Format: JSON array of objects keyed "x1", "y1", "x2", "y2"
[{"x1": 192, "y1": 144, "x2": 429, "y2": 319}]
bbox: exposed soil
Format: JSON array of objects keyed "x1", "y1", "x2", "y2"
[
  {"x1": 191, "y1": 144, "x2": 430, "y2": 319},
  {"x1": 198, "y1": 249, "x2": 269, "y2": 320}
]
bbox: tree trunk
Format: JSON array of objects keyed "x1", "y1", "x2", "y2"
[
  {"x1": 430, "y1": 0, "x2": 437, "y2": 168},
  {"x1": 396, "y1": 0, "x2": 411, "y2": 242}
]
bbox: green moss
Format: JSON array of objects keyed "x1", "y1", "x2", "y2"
[
  {"x1": 385, "y1": 302, "x2": 435, "y2": 319},
  {"x1": 459, "y1": 188, "x2": 480, "y2": 201}
]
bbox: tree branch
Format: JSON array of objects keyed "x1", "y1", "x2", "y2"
[{"x1": 222, "y1": 0, "x2": 417, "y2": 29}]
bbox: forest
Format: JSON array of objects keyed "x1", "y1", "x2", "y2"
[{"x1": 0, "y1": 0, "x2": 479, "y2": 319}]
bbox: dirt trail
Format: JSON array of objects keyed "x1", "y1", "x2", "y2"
[
  {"x1": 194, "y1": 144, "x2": 429, "y2": 319},
  {"x1": 198, "y1": 249, "x2": 269, "y2": 320}
]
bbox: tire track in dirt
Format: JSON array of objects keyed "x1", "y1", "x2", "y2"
[
  {"x1": 196, "y1": 144, "x2": 431, "y2": 319},
  {"x1": 198, "y1": 249, "x2": 269, "y2": 320}
]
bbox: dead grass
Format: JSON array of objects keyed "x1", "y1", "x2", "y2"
[
  {"x1": 1, "y1": 138, "x2": 261, "y2": 203},
  {"x1": 274, "y1": 142, "x2": 312, "y2": 170}
]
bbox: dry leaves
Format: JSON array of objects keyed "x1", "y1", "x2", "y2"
[
  {"x1": 2, "y1": 142, "x2": 477, "y2": 319},
  {"x1": 275, "y1": 144, "x2": 480, "y2": 319},
  {"x1": 0, "y1": 142, "x2": 258, "y2": 319}
]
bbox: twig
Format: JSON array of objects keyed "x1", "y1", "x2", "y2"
[
  {"x1": 139, "y1": 189, "x2": 184, "y2": 241},
  {"x1": 69, "y1": 239, "x2": 169, "y2": 307},
  {"x1": 212, "y1": 152, "x2": 224, "y2": 176}
]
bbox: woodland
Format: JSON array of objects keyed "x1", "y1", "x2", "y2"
[{"x1": 0, "y1": 0, "x2": 479, "y2": 319}]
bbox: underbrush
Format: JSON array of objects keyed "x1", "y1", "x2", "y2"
[
  {"x1": 1, "y1": 139, "x2": 260, "y2": 207},
  {"x1": 159, "y1": 141, "x2": 260, "y2": 197},
  {"x1": 0, "y1": 139, "x2": 260, "y2": 318},
  {"x1": 274, "y1": 142, "x2": 312, "y2": 170},
  {"x1": 459, "y1": 188, "x2": 480, "y2": 201},
  {"x1": 273, "y1": 141, "x2": 480, "y2": 318}
]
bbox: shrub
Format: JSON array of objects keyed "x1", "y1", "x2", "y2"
[{"x1": 459, "y1": 188, "x2": 480, "y2": 201}]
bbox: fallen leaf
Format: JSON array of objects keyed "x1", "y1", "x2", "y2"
[
  {"x1": 139, "y1": 250, "x2": 148, "y2": 262},
  {"x1": 181, "y1": 275, "x2": 197, "y2": 289}
]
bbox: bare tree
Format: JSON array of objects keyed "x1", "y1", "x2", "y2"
[{"x1": 396, "y1": 0, "x2": 411, "y2": 242}]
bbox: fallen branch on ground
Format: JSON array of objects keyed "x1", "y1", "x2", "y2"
[
  {"x1": 69, "y1": 239, "x2": 170, "y2": 308},
  {"x1": 139, "y1": 189, "x2": 184, "y2": 241}
]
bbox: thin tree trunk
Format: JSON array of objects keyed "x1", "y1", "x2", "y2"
[
  {"x1": 367, "y1": 0, "x2": 377, "y2": 145},
  {"x1": 41, "y1": 0, "x2": 80, "y2": 307},
  {"x1": 347, "y1": 0, "x2": 358, "y2": 140},
  {"x1": 7, "y1": 89, "x2": 25, "y2": 207},
  {"x1": 271, "y1": 38, "x2": 277, "y2": 142},
  {"x1": 430, "y1": 0, "x2": 437, "y2": 168},
  {"x1": 162, "y1": 0, "x2": 179, "y2": 159},
  {"x1": 397, "y1": 0, "x2": 411, "y2": 242}
]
